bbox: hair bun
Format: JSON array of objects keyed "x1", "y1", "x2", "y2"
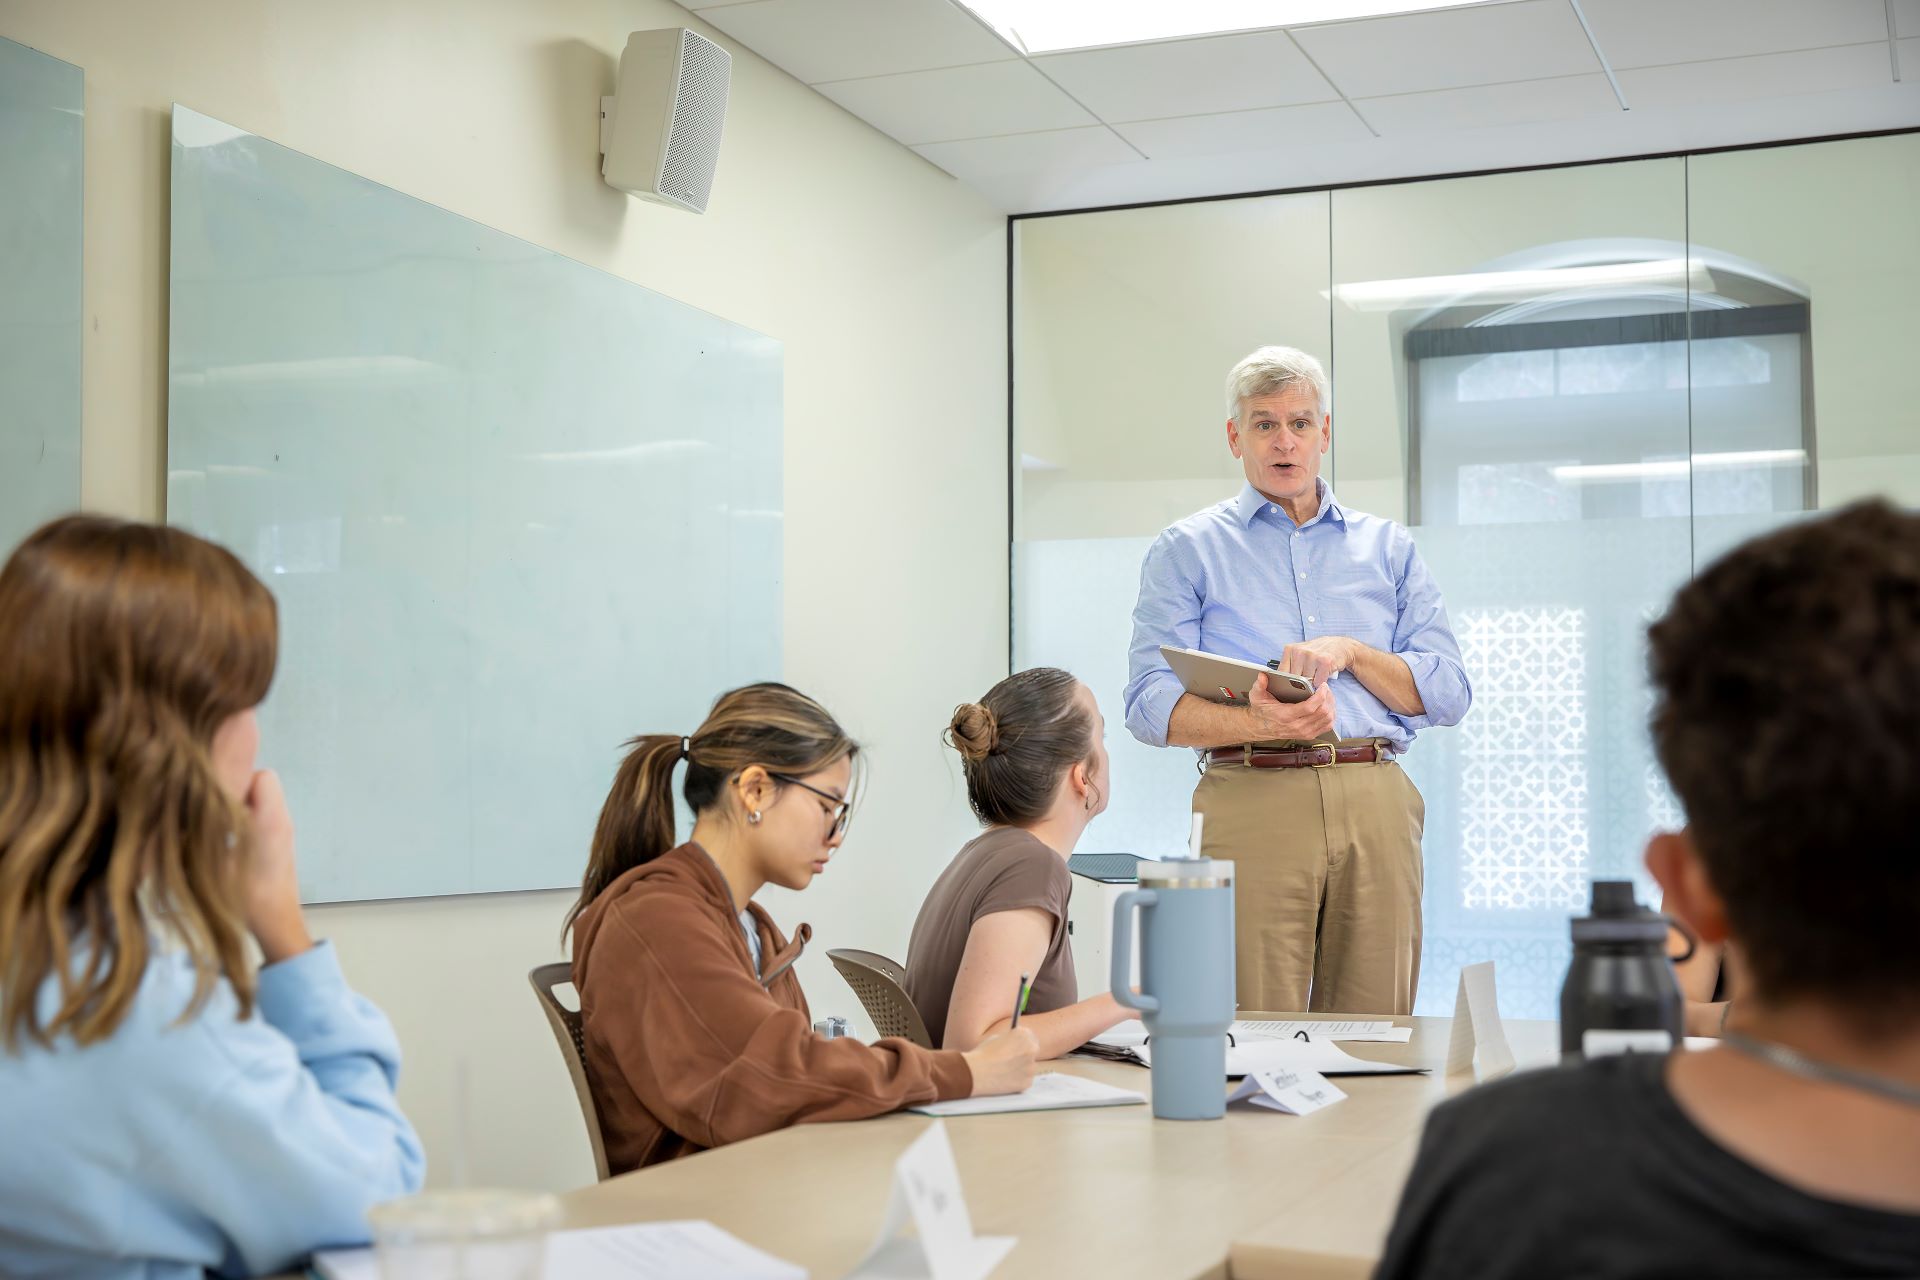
[{"x1": 947, "y1": 702, "x2": 1000, "y2": 763}]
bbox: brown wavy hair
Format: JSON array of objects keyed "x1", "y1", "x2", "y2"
[
  {"x1": 0, "y1": 515, "x2": 278, "y2": 1048},
  {"x1": 565, "y1": 682, "x2": 859, "y2": 936}
]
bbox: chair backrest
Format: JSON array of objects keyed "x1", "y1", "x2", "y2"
[
  {"x1": 526, "y1": 962, "x2": 612, "y2": 1182},
  {"x1": 827, "y1": 948, "x2": 933, "y2": 1049}
]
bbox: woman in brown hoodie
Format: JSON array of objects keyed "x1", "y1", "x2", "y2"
[{"x1": 566, "y1": 682, "x2": 1038, "y2": 1173}]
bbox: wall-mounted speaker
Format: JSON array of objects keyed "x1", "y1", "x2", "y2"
[{"x1": 600, "y1": 29, "x2": 731, "y2": 214}]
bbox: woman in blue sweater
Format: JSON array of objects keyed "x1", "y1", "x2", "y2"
[{"x1": 0, "y1": 515, "x2": 424, "y2": 1278}]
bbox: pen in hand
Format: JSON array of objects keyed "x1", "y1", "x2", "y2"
[{"x1": 1010, "y1": 972, "x2": 1032, "y2": 1030}]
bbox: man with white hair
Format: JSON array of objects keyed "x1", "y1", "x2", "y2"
[{"x1": 1123, "y1": 346, "x2": 1471, "y2": 1015}]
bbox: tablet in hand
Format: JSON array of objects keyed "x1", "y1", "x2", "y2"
[{"x1": 1159, "y1": 646, "x2": 1315, "y2": 705}]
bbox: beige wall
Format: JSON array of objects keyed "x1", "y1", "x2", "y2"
[{"x1": 2, "y1": 0, "x2": 1007, "y2": 1193}]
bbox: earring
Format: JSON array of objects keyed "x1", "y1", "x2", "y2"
[{"x1": 748, "y1": 810, "x2": 762, "y2": 825}]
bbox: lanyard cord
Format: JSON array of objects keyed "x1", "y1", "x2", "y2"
[{"x1": 1720, "y1": 1029, "x2": 1920, "y2": 1109}]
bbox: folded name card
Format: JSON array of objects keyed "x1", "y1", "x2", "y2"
[{"x1": 1229, "y1": 1066, "x2": 1348, "y2": 1115}]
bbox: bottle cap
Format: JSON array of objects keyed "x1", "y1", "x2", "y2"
[{"x1": 1571, "y1": 879, "x2": 1669, "y2": 944}]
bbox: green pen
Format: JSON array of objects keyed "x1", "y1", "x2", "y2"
[{"x1": 1010, "y1": 972, "x2": 1032, "y2": 1030}]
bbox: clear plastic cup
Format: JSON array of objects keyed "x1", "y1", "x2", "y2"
[{"x1": 366, "y1": 1189, "x2": 561, "y2": 1280}]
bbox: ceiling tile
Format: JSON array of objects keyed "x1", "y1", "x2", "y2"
[
  {"x1": 1355, "y1": 73, "x2": 1619, "y2": 134},
  {"x1": 1578, "y1": 0, "x2": 1890, "y2": 70},
  {"x1": 1617, "y1": 43, "x2": 1893, "y2": 110},
  {"x1": 1290, "y1": 0, "x2": 1599, "y2": 99},
  {"x1": 912, "y1": 126, "x2": 1142, "y2": 180},
  {"x1": 1114, "y1": 101, "x2": 1373, "y2": 158},
  {"x1": 1898, "y1": 0, "x2": 1920, "y2": 37},
  {"x1": 696, "y1": 0, "x2": 1016, "y2": 85},
  {"x1": 680, "y1": 0, "x2": 756, "y2": 8},
  {"x1": 815, "y1": 60, "x2": 1096, "y2": 145},
  {"x1": 1892, "y1": 37, "x2": 1917, "y2": 79},
  {"x1": 1032, "y1": 29, "x2": 1335, "y2": 123}
]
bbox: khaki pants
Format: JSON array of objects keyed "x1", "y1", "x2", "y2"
[{"x1": 1193, "y1": 745, "x2": 1426, "y2": 1015}]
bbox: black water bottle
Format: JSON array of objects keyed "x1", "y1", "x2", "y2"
[{"x1": 1559, "y1": 880, "x2": 1685, "y2": 1061}]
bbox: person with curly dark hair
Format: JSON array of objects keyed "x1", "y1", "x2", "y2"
[{"x1": 1377, "y1": 501, "x2": 1920, "y2": 1279}]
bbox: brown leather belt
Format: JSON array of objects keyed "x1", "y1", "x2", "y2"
[{"x1": 1206, "y1": 742, "x2": 1390, "y2": 769}]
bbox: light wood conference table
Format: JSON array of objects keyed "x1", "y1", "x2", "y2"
[{"x1": 555, "y1": 1012, "x2": 1561, "y2": 1280}]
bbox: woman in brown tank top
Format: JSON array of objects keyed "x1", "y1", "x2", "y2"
[{"x1": 905, "y1": 668, "x2": 1133, "y2": 1058}]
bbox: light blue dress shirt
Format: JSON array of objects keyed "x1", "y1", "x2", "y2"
[
  {"x1": 1125, "y1": 479, "x2": 1471, "y2": 754},
  {"x1": 0, "y1": 940, "x2": 425, "y2": 1279}
]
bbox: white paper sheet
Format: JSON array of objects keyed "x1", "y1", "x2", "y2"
[
  {"x1": 911, "y1": 1071, "x2": 1145, "y2": 1116},
  {"x1": 314, "y1": 1221, "x2": 805, "y2": 1280},
  {"x1": 1090, "y1": 1019, "x2": 1151, "y2": 1048}
]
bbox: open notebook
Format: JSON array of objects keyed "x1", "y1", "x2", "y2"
[
  {"x1": 910, "y1": 1071, "x2": 1145, "y2": 1116},
  {"x1": 1084, "y1": 1020, "x2": 1426, "y2": 1078}
]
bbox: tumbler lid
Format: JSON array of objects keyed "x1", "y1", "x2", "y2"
[
  {"x1": 1570, "y1": 879, "x2": 1669, "y2": 944},
  {"x1": 1138, "y1": 855, "x2": 1233, "y2": 887}
]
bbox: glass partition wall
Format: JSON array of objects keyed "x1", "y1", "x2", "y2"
[
  {"x1": 1014, "y1": 192, "x2": 1331, "y2": 867},
  {"x1": 1334, "y1": 160, "x2": 1695, "y2": 1016},
  {"x1": 1012, "y1": 132, "x2": 1920, "y2": 1018}
]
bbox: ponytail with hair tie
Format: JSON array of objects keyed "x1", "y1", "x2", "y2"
[{"x1": 565, "y1": 683, "x2": 859, "y2": 937}]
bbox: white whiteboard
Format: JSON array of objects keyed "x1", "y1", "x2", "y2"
[{"x1": 166, "y1": 106, "x2": 782, "y2": 902}]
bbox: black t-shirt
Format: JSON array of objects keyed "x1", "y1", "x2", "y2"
[{"x1": 1377, "y1": 1053, "x2": 1920, "y2": 1279}]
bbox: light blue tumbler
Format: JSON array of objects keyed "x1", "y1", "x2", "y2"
[{"x1": 1110, "y1": 856, "x2": 1236, "y2": 1120}]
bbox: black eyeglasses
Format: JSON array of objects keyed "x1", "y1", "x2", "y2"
[{"x1": 767, "y1": 772, "x2": 852, "y2": 838}]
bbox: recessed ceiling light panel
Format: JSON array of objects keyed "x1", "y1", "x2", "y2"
[{"x1": 955, "y1": 0, "x2": 1492, "y2": 54}]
